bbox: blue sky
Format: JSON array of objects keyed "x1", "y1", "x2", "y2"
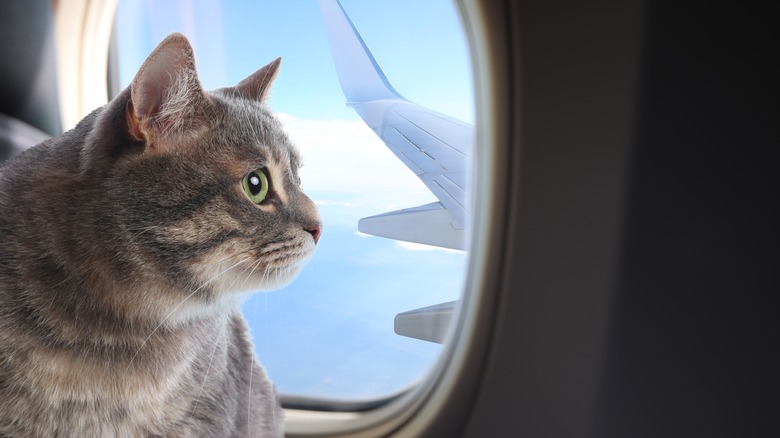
[{"x1": 116, "y1": 0, "x2": 472, "y2": 401}]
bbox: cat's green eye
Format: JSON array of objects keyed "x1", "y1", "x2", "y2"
[{"x1": 242, "y1": 169, "x2": 269, "y2": 204}]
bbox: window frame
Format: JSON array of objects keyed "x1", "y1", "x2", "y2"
[{"x1": 57, "y1": 0, "x2": 508, "y2": 434}]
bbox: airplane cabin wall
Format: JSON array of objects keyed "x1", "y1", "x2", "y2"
[{"x1": 456, "y1": 0, "x2": 779, "y2": 436}]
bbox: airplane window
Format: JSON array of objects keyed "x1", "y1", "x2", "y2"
[{"x1": 115, "y1": 0, "x2": 473, "y2": 406}]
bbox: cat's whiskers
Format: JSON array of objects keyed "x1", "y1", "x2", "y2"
[
  {"x1": 196, "y1": 249, "x2": 263, "y2": 296},
  {"x1": 236, "y1": 258, "x2": 265, "y2": 293},
  {"x1": 207, "y1": 249, "x2": 258, "y2": 272},
  {"x1": 122, "y1": 256, "x2": 252, "y2": 381},
  {"x1": 221, "y1": 258, "x2": 254, "y2": 292}
]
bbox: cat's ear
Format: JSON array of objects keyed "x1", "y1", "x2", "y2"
[
  {"x1": 233, "y1": 57, "x2": 282, "y2": 102},
  {"x1": 127, "y1": 33, "x2": 209, "y2": 148}
]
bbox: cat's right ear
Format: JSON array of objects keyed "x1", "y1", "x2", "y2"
[
  {"x1": 127, "y1": 33, "x2": 209, "y2": 150},
  {"x1": 233, "y1": 57, "x2": 282, "y2": 103}
]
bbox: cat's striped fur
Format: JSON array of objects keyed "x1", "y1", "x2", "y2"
[{"x1": 0, "y1": 33, "x2": 321, "y2": 437}]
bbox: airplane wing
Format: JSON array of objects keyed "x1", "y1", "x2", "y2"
[
  {"x1": 317, "y1": 0, "x2": 469, "y2": 344},
  {"x1": 317, "y1": 0, "x2": 473, "y2": 251}
]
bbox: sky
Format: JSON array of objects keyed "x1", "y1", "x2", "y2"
[{"x1": 116, "y1": 0, "x2": 473, "y2": 402}]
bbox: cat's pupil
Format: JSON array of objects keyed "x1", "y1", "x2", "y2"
[{"x1": 249, "y1": 174, "x2": 261, "y2": 195}]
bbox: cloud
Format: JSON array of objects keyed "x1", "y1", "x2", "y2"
[
  {"x1": 314, "y1": 200, "x2": 360, "y2": 207},
  {"x1": 276, "y1": 113, "x2": 433, "y2": 199},
  {"x1": 396, "y1": 241, "x2": 465, "y2": 254}
]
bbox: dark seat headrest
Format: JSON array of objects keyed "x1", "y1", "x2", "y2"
[{"x1": 0, "y1": 0, "x2": 62, "y2": 137}]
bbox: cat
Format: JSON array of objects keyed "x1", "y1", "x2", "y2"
[{"x1": 0, "y1": 33, "x2": 321, "y2": 437}]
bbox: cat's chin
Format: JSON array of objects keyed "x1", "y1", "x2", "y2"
[
  {"x1": 208, "y1": 259, "x2": 309, "y2": 297},
  {"x1": 239, "y1": 264, "x2": 305, "y2": 293},
  {"x1": 260, "y1": 266, "x2": 304, "y2": 291}
]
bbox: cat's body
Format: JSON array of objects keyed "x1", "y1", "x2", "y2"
[{"x1": 0, "y1": 34, "x2": 320, "y2": 437}]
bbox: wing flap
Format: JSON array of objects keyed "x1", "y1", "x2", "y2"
[
  {"x1": 358, "y1": 202, "x2": 465, "y2": 250},
  {"x1": 394, "y1": 301, "x2": 458, "y2": 344}
]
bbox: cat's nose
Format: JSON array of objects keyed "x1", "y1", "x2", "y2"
[{"x1": 305, "y1": 223, "x2": 322, "y2": 244}]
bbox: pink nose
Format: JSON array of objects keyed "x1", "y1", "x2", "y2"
[{"x1": 305, "y1": 224, "x2": 322, "y2": 244}]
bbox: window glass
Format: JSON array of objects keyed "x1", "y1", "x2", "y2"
[{"x1": 116, "y1": 0, "x2": 472, "y2": 403}]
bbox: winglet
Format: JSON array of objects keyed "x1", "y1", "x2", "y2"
[{"x1": 317, "y1": 0, "x2": 405, "y2": 103}]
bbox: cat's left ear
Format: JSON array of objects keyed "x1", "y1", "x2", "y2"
[{"x1": 233, "y1": 57, "x2": 282, "y2": 102}]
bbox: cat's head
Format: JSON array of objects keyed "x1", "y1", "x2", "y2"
[{"x1": 95, "y1": 33, "x2": 321, "y2": 302}]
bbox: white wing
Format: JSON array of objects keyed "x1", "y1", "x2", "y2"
[{"x1": 317, "y1": 0, "x2": 473, "y2": 250}]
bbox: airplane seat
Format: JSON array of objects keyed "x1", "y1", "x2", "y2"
[{"x1": 0, "y1": 0, "x2": 62, "y2": 162}]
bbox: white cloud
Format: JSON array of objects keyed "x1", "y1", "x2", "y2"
[
  {"x1": 314, "y1": 200, "x2": 359, "y2": 207},
  {"x1": 276, "y1": 113, "x2": 432, "y2": 199},
  {"x1": 396, "y1": 241, "x2": 465, "y2": 254}
]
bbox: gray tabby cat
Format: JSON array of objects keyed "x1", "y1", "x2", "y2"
[{"x1": 0, "y1": 33, "x2": 321, "y2": 437}]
